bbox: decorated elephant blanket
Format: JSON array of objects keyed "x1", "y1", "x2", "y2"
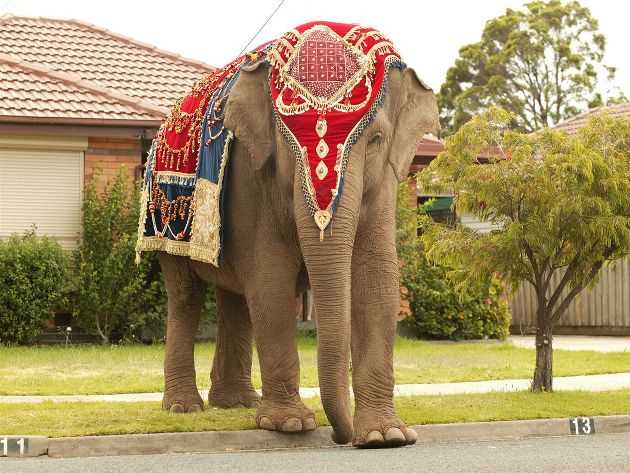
[{"x1": 136, "y1": 21, "x2": 403, "y2": 266}]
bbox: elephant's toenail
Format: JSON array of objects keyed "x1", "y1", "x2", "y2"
[
  {"x1": 243, "y1": 397, "x2": 260, "y2": 408},
  {"x1": 258, "y1": 416, "x2": 275, "y2": 430},
  {"x1": 403, "y1": 427, "x2": 418, "y2": 444},
  {"x1": 188, "y1": 404, "x2": 203, "y2": 413},
  {"x1": 365, "y1": 431, "x2": 385, "y2": 444},
  {"x1": 169, "y1": 403, "x2": 185, "y2": 414},
  {"x1": 280, "y1": 418, "x2": 302, "y2": 432},
  {"x1": 384, "y1": 428, "x2": 406, "y2": 443},
  {"x1": 302, "y1": 418, "x2": 317, "y2": 431}
]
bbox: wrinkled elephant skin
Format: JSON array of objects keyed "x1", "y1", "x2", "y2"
[{"x1": 158, "y1": 62, "x2": 439, "y2": 448}]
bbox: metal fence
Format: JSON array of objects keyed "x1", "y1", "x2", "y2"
[{"x1": 510, "y1": 258, "x2": 630, "y2": 334}]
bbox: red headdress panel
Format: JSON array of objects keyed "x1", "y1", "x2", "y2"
[{"x1": 268, "y1": 21, "x2": 403, "y2": 238}]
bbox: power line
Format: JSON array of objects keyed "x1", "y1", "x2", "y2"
[{"x1": 236, "y1": 0, "x2": 285, "y2": 57}]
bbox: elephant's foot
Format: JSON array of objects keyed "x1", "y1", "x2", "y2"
[
  {"x1": 208, "y1": 383, "x2": 261, "y2": 409},
  {"x1": 255, "y1": 398, "x2": 317, "y2": 433},
  {"x1": 352, "y1": 409, "x2": 417, "y2": 448},
  {"x1": 162, "y1": 386, "x2": 204, "y2": 414}
]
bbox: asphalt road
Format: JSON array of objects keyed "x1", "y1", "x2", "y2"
[{"x1": 3, "y1": 432, "x2": 630, "y2": 473}]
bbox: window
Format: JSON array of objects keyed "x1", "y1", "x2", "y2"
[{"x1": 0, "y1": 148, "x2": 83, "y2": 249}]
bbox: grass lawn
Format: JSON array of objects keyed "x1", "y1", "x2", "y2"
[
  {"x1": 1, "y1": 390, "x2": 629, "y2": 438},
  {"x1": 2, "y1": 337, "x2": 630, "y2": 395}
]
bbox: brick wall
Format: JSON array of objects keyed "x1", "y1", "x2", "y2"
[{"x1": 85, "y1": 137, "x2": 143, "y2": 192}]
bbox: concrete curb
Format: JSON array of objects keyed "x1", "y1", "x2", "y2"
[
  {"x1": 0, "y1": 436, "x2": 48, "y2": 457},
  {"x1": 42, "y1": 414, "x2": 630, "y2": 458}
]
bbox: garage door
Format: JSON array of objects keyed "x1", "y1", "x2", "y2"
[{"x1": 0, "y1": 148, "x2": 83, "y2": 249}]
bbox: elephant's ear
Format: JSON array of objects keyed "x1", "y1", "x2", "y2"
[
  {"x1": 387, "y1": 68, "x2": 440, "y2": 182},
  {"x1": 224, "y1": 61, "x2": 275, "y2": 170}
]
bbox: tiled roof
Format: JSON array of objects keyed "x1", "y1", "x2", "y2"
[
  {"x1": 416, "y1": 133, "x2": 444, "y2": 157},
  {"x1": 0, "y1": 15, "x2": 215, "y2": 124},
  {"x1": 0, "y1": 53, "x2": 163, "y2": 123},
  {"x1": 553, "y1": 102, "x2": 630, "y2": 134}
]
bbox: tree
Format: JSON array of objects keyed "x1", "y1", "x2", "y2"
[
  {"x1": 439, "y1": 0, "x2": 615, "y2": 134},
  {"x1": 72, "y1": 168, "x2": 166, "y2": 344},
  {"x1": 419, "y1": 108, "x2": 630, "y2": 391}
]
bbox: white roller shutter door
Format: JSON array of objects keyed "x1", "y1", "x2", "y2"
[{"x1": 0, "y1": 148, "x2": 83, "y2": 249}]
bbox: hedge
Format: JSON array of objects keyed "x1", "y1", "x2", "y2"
[{"x1": 0, "y1": 232, "x2": 68, "y2": 345}]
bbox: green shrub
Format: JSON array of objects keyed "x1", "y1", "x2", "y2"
[
  {"x1": 396, "y1": 181, "x2": 511, "y2": 340},
  {"x1": 72, "y1": 168, "x2": 167, "y2": 344},
  {"x1": 0, "y1": 232, "x2": 68, "y2": 345}
]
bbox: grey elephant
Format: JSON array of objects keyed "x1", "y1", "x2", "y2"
[{"x1": 136, "y1": 21, "x2": 438, "y2": 448}]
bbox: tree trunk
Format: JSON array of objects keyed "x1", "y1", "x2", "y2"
[
  {"x1": 95, "y1": 314, "x2": 109, "y2": 345},
  {"x1": 532, "y1": 315, "x2": 553, "y2": 392}
]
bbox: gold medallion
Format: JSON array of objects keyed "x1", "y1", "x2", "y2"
[
  {"x1": 316, "y1": 139, "x2": 329, "y2": 159},
  {"x1": 315, "y1": 160, "x2": 328, "y2": 180},
  {"x1": 314, "y1": 209, "x2": 332, "y2": 241},
  {"x1": 315, "y1": 118, "x2": 327, "y2": 138}
]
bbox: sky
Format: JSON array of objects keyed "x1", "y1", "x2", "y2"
[{"x1": 2, "y1": 0, "x2": 629, "y2": 97}]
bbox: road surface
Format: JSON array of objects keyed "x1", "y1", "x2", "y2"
[{"x1": 2, "y1": 432, "x2": 629, "y2": 473}]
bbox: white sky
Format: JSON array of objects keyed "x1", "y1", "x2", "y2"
[{"x1": 2, "y1": 0, "x2": 629, "y2": 97}]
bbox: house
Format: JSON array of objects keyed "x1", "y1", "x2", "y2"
[
  {"x1": 552, "y1": 101, "x2": 630, "y2": 135},
  {"x1": 0, "y1": 15, "x2": 214, "y2": 249},
  {"x1": 409, "y1": 135, "x2": 501, "y2": 232}
]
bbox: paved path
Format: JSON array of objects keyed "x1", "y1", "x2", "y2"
[
  {"x1": 509, "y1": 335, "x2": 630, "y2": 352},
  {"x1": 2, "y1": 335, "x2": 628, "y2": 404},
  {"x1": 4, "y1": 432, "x2": 630, "y2": 473},
  {"x1": 2, "y1": 371, "x2": 630, "y2": 404}
]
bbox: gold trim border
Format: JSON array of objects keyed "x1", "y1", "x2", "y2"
[
  {"x1": 135, "y1": 132, "x2": 234, "y2": 267},
  {"x1": 274, "y1": 24, "x2": 372, "y2": 112}
]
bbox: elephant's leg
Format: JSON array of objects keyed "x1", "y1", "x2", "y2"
[
  {"x1": 349, "y1": 230, "x2": 417, "y2": 448},
  {"x1": 159, "y1": 253, "x2": 206, "y2": 413},
  {"x1": 208, "y1": 288, "x2": 260, "y2": 408},
  {"x1": 246, "y1": 263, "x2": 316, "y2": 433}
]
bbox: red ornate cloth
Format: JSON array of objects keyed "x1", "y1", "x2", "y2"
[
  {"x1": 137, "y1": 22, "x2": 405, "y2": 266},
  {"x1": 136, "y1": 48, "x2": 269, "y2": 266},
  {"x1": 269, "y1": 21, "x2": 403, "y2": 236},
  {"x1": 154, "y1": 54, "x2": 248, "y2": 174}
]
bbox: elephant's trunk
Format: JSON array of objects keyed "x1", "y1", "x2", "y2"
[{"x1": 294, "y1": 154, "x2": 364, "y2": 445}]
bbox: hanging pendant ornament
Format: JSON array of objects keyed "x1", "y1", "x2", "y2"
[
  {"x1": 314, "y1": 209, "x2": 332, "y2": 241},
  {"x1": 315, "y1": 160, "x2": 328, "y2": 180},
  {"x1": 316, "y1": 118, "x2": 327, "y2": 138},
  {"x1": 316, "y1": 139, "x2": 329, "y2": 159}
]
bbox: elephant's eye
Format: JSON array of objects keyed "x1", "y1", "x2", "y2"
[{"x1": 368, "y1": 132, "x2": 382, "y2": 146}]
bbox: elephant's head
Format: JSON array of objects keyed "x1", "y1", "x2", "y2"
[{"x1": 225, "y1": 51, "x2": 438, "y2": 443}]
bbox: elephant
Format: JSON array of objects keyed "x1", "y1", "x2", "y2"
[{"x1": 147, "y1": 22, "x2": 439, "y2": 448}]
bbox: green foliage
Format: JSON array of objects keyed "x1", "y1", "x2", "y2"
[
  {"x1": 72, "y1": 168, "x2": 167, "y2": 344},
  {"x1": 0, "y1": 232, "x2": 68, "y2": 345},
  {"x1": 420, "y1": 108, "x2": 630, "y2": 311},
  {"x1": 439, "y1": 0, "x2": 615, "y2": 134},
  {"x1": 396, "y1": 182, "x2": 511, "y2": 340},
  {"x1": 419, "y1": 107, "x2": 630, "y2": 390}
]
